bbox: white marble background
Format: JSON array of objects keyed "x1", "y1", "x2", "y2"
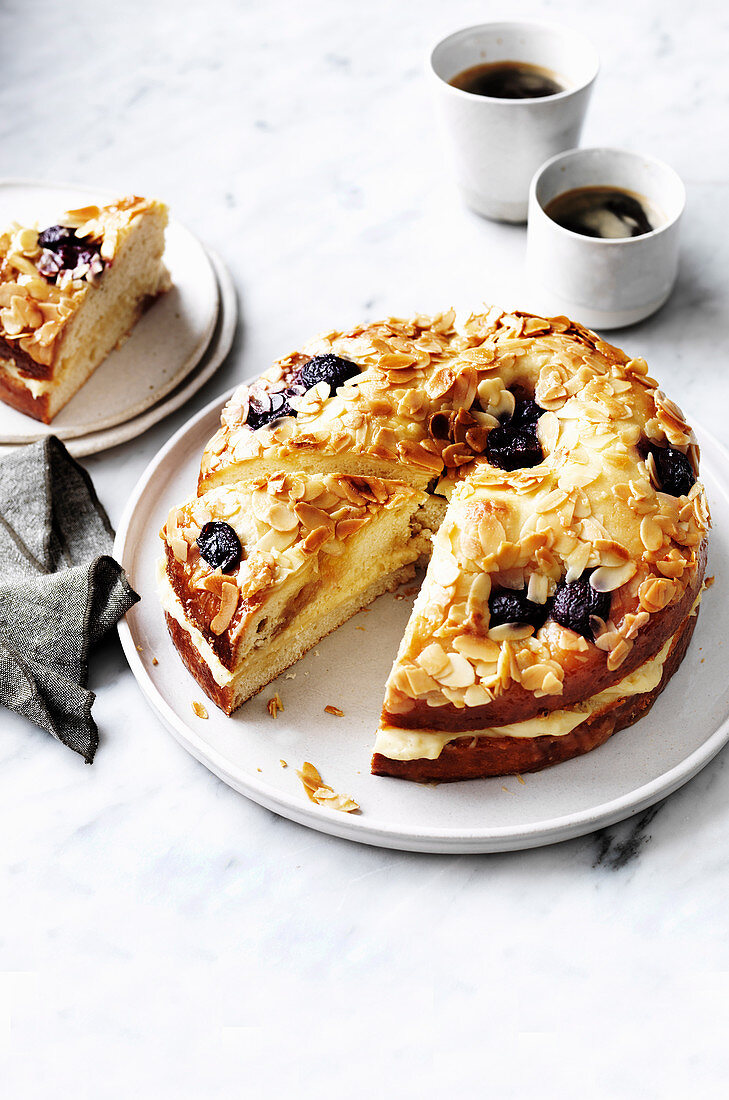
[{"x1": 1, "y1": 0, "x2": 729, "y2": 1095}]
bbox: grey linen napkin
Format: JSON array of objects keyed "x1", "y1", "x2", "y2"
[{"x1": 0, "y1": 437, "x2": 139, "y2": 762}]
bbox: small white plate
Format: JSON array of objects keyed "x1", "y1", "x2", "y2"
[
  {"x1": 0, "y1": 179, "x2": 218, "y2": 441},
  {"x1": 60, "y1": 249, "x2": 236, "y2": 457},
  {"x1": 115, "y1": 397, "x2": 729, "y2": 853}
]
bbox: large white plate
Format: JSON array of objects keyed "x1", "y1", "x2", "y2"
[
  {"x1": 0, "y1": 179, "x2": 218, "y2": 441},
  {"x1": 115, "y1": 396, "x2": 729, "y2": 853}
]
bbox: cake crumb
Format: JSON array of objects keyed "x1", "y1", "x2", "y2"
[
  {"x1": 192, "y1": 700, "x2": 208, "y2": 719},
  {"x1": 325, "y1": 704, "x2": 344, "y2": 717},
  {"x1": 280, "y1": 759, "x2": 288, "y2": 768},
  {"x1": 152, "y1": 657, "x2": 159, "y2": 666},
  {"x1": 356, "y1": 626, "x2": 366, "y2": 631},
  {"x1": 136, "y1": 644, "x2": 144, "y2": 652},
  {"x1": 517, "y1": 774, "x2": 525, "y2": 785},
  {"x1": 285, "y1": 672, "x2": 296, "y2": 680},
  {"x1": 297, "y1": 761, "x2": 359, "y2": 813},
  {"x1": 267, "y1": 692, "x2": 284, "y2": 718},
  {"x1": 705, "y1": 575, "x2": 715, "y2": 588}
]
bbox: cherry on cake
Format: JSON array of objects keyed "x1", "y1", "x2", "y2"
[
  {"x1": 0, "y1": 195, "x2": 169, "y2": 423},
  {"x1": 159, "y1": 309, "x2": 710, "y2": 781}
]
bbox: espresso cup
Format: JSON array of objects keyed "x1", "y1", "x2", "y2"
[
  {"x1": 430, "y1": 22, "x2": 599, "y2": 223},
  {"x1": 527, "y1": 147, "x2": 686, "y2": 329}
]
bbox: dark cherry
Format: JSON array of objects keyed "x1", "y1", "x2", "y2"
[
  {"x1": 551, "y1": 573, "x2": 611, "y2": 641},
  {"x1": 651, "y1": 445, "x2": 695, "y2": 497},
  {"x1": 486, "y1": 394, "x2": 545, "y2": 471},
  {"x1": 37, "y1": 225, "x2": 75, "y2": 249},
  {"x1": 296, "y1": 353, "x2": 360, "y2": 392},
  {"x1": 508, "y1": 395, "x2": 543, "y2": 428},
  {"x1": 36, "y1": 223, "x2": 104, "y2": 283},
  {"x1": 246, "y1": 389, "x2": 297, "y2": 430},
  {"x1": 196, "y1": 521, "x2": 243, "y2": 572},
  {"x1": 488, "y1": 588, "x2": 550, "y2": 631}
]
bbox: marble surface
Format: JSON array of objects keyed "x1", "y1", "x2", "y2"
[{"x1": 1, "y1": 0, "x2": 729, "y2": 1095}]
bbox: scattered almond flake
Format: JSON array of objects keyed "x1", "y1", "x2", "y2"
[
  {"x1": 356, "y1": 626, "x2": 366, "y2": 631},
  {"x1": 501, "y1": 785, "x2": 515, "y2": 795},
  {"x1": 280, "y1": 759, "x2": 288, "y2": 768},
  {"x1": 297, "y1": 761, "x2": 359, "y2": 813},
  {"x1": 284, "y1": 672, "x2": 297, "y2": 679},
  {"x1": 191, "y1": 700, "x2": 208, "y2": 719},
  {"x1": 517, "y1": 774, "x2": 526, "y2": 785},
  {"x1": 152, "y1": 657, "x2": 158, "y2": 666},
  {"x1": 267, "y1": 692, "x2": 284, "y2": 718},
  {"x1": 325, "y1": 704, "x2": 344, "y2": 717}
]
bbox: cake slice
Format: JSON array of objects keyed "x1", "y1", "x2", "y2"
[
  {"x1": 159, "y1": 473, "x2": 436, "y2": 714},
  {"x1": 0, "y1": 195, "x2": 169, "y2": 422}
]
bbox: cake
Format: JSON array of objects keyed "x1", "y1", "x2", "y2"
[
  {"x1": 160, "y1": 308, "x2": 709, "y2": 781},
  {"x1": 0, "y1": 195, "x2": 169, "y2": 422}
]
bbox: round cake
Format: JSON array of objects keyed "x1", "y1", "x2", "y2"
[{"x1": 159, "y1": 308, "x2": 710, "y2": 781}]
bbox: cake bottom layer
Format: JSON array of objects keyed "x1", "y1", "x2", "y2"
[{"x1": 371, "y1": 609, "x2": 699, "y2": 782}]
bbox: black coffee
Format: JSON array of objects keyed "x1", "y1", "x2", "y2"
[
  {"x1": 449, "y1": 60, "x2": 565, "y2": 99},
  {"x1": 544, "y1": 186, "x2": 659, "y2": 239}
]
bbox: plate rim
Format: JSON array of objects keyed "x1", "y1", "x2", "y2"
[
  {"x1": 64, "y1": 248, "x2": 236, "y2": 456},
  {"x1": 0, "y1": 177, "x2": 218, "y2": 441},
  {"x1": 114, "y1": 395, "x2": 729, "y2": 853}
]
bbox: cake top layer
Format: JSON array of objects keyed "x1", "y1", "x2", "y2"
[{"x1": 0, "y1": 196, "x2": 167, "y2": 371}]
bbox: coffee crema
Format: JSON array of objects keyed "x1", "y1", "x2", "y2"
[
  {"x1": 449, "y1": 60, "x2": 566, "y2": 99},
  {"x1": 544, "y1": 186, "x2": 660, "y2": 239}
]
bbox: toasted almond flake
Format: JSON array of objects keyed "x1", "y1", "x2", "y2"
[
  {"x1": 325, "y1": 704, "x2": 344, "y2": 717},
  {"x1": 589, "y1": 561, "x2": 637, "y2": 594},
  {"x1": 191, "y1": 700, "x2": 208, "y2": 719},
  {"x1": 267, "y1": 692, "x2": 284, "y2": 718},
  {"x1": 210, "y1": 580, "x2": 239, "y2": 634},
  {"x1": 297, "y1": 762, "x2": 358, "y2": 812},
  {"x1": 488, "y1": 623, "x2": 534, "y2": 642}
]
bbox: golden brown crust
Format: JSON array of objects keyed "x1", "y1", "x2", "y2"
[
  {"x1": 164, "y1": 611, "x2": 235, "y2": 713},
  {"x1": 371, "y1": 606, "x2": 699, "y2": 781}
]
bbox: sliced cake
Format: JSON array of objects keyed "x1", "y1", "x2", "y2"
[{"x1": 0, "y1": 195, "x2": 169, "y2": 422}]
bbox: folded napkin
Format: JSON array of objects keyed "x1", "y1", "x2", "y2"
[{"x1": 0, "y1": 437, "x2": 139, "y2": 762}]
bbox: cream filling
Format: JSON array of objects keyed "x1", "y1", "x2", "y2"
[
  {"x1": 157, "y1": 561, "x2": 234, "y2": 688},
  {"x1": 0, "y1": 357, "x2": 51, "y2": 397},
  {"x1": 374, "y1": 635, "x2": 675, "y2": 761}
]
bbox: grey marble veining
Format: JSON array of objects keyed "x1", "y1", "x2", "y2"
[{"x1": 1, "y1": 1, "x2": 729, "y2": 1095}]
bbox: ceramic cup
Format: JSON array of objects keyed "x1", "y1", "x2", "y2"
[
  {"x1": 527, "y1": 147, "x2": 686, "y2": 330},
  {"x1": 430, "y1": 22, "x2": 599, "y2": 223}
]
